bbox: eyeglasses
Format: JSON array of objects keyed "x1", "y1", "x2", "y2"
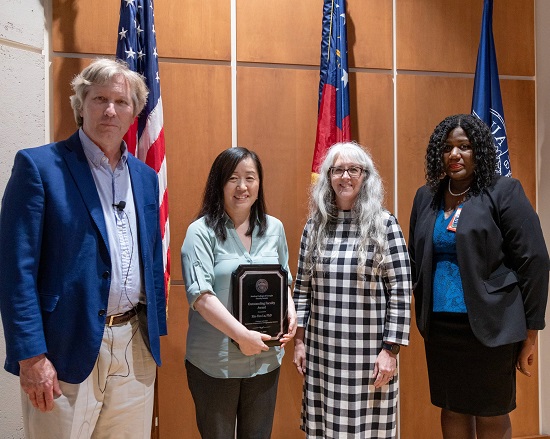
[{"x1": 329, "y1": 166, "x2": 365, "y2": 178}]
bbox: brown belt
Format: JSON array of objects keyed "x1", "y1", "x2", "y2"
[{"x1": 106, "y1": 302, "x2": 144, "y2": 327}]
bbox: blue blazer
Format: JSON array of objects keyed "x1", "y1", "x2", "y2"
[
  {"x1": 0, "y1": 131, "x2": 167, "y2": 383},
  {"x1": 409, "y1": 177, "x2": 549, "y2": 347}
]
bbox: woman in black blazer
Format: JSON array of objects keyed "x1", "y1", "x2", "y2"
[{"x1": 409, "y1": 114, "x2": 549, "y2": 439}]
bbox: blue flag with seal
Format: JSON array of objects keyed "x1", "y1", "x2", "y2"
[{"x1": 471, "y1": 0, "x2": 511, "y2": 176}]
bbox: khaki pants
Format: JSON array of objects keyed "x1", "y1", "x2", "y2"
[{"x1": 22, "y1": 315, "x2": 156, "y2": 439}]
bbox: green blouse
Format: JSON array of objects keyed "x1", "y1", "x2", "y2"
[{"x1": 181, "y1": 214, "x2": 292, "y2": 378}]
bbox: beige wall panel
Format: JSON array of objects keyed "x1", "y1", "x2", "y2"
[
  {"x1": 237, "y1": 66, "x2": 318, "y2": 437},
  {"x1": 395, "y1": 75, "x2": 537, "y2": 236},
  {"x1": 237, "y1": 66, "x2": 318, "y2": 273},
  {"x1": 400, "y1": 325, "x2": 441, "y2": 438},
  {"x1": 158, "y1": 0, "x2": 230, "y2": 61},
  {"x1": 397, "y1": 74, "x2": 538, "y2": 438},
  {"x1": 396, "y1": 74, "x2": 473, "y2": 241},
  {"x1": 236, "y1": 67, "x2": 395, "y2": 437},
  {"x1": 237, "y1": 0, "x2": 392, "y2": 69},
  {"x1": 350, "y1": 72, "x2": 394, "y2": 209},
  {"x1": 396, "y1": 63, "x2": 461, "y2": 434},
  {"x1": 347, "y1": 0, "x2": 393, "y2": 69},
  {"x1": 500, "y1": 79, "x2": 536, "y2": 204},
  {"x1": 236, "y1": 68, "x2": 395, "y2": 261},
  {"x1": 154, "y1": 63, "x2": 232, "y2": 436},
  {"x1": 52, "y1": 0, "x2": 230, "y2": 61},
  {"x1": 237, "y1": 67, "x2": 318, "y2": 439},
  {"x1": 514, "y1": 359, "x2": 541, "y2": 437},
  {"x1": 53, "y1": 57, "x2": 92, "y2": 140},
  {"x1": 157, "y1": 285, "x2": 200, "y2": 439},
  {"x1": 161, "y1": 63, "x2": 232, "y2": 281},
  {"x1": 273, "y1": 342, "x2": 304, "y2": 438},
  {"x1": 52, "y1": 0, "x2": 119, "y2": 54},
  {"x1": 396, "y1": 0, "x2": 534, "y2": 76},
  {"x1": 236, "y1": 0, "x2": 321, "y2": 65}
]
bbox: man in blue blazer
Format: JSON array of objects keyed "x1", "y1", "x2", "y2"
[{"x1": 0, "y1": 59, "x2": 167, "y2": 438}]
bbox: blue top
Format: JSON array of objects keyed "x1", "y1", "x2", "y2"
[
  {"x1": 181, "y1": 214, "x2": 292, "y2": 378},
  {"x1": 432, "y1": 207, "x2": 467, "y2": 313}
]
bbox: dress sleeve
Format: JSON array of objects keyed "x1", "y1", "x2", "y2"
[
  {"x1": 276, "y1": 220, "x2": 293, "y2": 284},
  {"x1": 180, "y1": 221, "x2": 217, "y2": 310},
  {"x1": 293, "y1": 220, "x2": 313, "y2": 327},
  {"x1": 381, "y1": 214, "x2": 412, "y2": 345}
]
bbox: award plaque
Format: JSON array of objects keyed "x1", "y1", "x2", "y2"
[{"x1": 231, "y1": 264, "x2": 288, "y2": 347}]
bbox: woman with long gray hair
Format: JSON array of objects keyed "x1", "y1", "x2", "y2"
[{"x1": 293, "y1": 142, "x2": 412, "y2": 438}]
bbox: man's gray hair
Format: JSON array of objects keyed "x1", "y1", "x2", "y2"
[{"x1": 70, "y1": 58, "x2": 149, "y2": 127}]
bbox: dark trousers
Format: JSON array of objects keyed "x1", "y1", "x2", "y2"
[{"x1": 186, "y1": 360, "x2": 280, "y2": 439}]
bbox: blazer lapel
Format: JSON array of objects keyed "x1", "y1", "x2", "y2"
[
  {"x1": 61, "y1": 132, "x2": 110, "y2": 254},
  {"x1": 127, "y1": 156, "x2": 149, "y2": 265}
]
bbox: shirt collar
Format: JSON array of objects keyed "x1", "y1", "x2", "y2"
[
  {"x1": 79, "y1": 128, "x2": 128, "y2": 169},
  {"x1": 223, "y1": 212, "x2": 261, "y2": 228}
]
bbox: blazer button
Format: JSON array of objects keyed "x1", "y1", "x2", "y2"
[
  {"x1": 102, "y1": 271, "x2": 110, "y2": 279},
  {"x1": 98, "y1": 309, "x2": 106, "y2": 316}
]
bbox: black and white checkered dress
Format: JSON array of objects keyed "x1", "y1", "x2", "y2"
[{"x1": 294, "y1": 210, "x2": 411, "y2": 438}]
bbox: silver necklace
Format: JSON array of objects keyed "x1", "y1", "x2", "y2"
[{"x1": 448, "y1": 180, "x2": 470, "y2": 197}]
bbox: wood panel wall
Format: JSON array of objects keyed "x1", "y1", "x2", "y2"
[{"x1": 50, "y1": 0, "x2": 542, "y2": 438}]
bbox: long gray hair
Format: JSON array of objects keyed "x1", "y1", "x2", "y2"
[{"x1": 305, "y1": 142, "x2": 387, "y2": 270}]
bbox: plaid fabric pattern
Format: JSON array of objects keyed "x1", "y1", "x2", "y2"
[{"x1": 294, "y1": 210, "x2": 411, "y2": 438}]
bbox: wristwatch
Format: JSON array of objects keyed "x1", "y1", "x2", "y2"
[{"x1": 382, "y1": 342, "x2": 400, "y2": 355}]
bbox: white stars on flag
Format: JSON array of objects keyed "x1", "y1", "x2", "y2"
[{"x1": 125, "y1": 47, "x2": 136, "y2": 59}]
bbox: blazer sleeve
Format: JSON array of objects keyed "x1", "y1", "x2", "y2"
[
  {"x1": 408, "y1": 191, "x2": 419, "y2": 286},
  {"x1": 0, "y1": 150, "x2": 48, "y2": 364},
  {"x1": 151, "y1": 176, "x2": 167, "y2": 336},
  {"x1": 495, "y1": 179, "x2": 549, "y2": 330}
]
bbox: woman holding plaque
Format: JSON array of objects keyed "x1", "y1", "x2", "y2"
[
  {"x1": 409, "y1": 114, "x2": 549, "y2": 439},
  {"x1": 181, "y1": 147, "x2": 296, "y2": 439},
  {"x1": 293, "y1": 142, "x2": 412, "y2": 438}
]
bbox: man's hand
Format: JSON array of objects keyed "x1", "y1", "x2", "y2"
[{"x1": 19, "y1": 354, "x2": 62, "y2": 412}]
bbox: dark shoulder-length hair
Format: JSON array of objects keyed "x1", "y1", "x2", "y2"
[
  {"x1": 425, "y1": 113, "x2": 497, "y2": 205},
  {"x1": 197, "y1": 147, "x2": 267, "y2": 241}
]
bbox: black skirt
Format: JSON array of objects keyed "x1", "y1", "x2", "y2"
[{"x1": 424, "y1": 312, "x2": 521, "y2": 416}]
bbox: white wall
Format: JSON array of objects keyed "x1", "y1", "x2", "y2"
[
  {"x1": 536, "y1": 0, "x2": 550, "y2": 433},
  {"x1": 0, "y1": 0, "x2": 47, "y2": 437}
]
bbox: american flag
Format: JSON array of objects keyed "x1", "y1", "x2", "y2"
[
  {"x1": 312, "y1": 0, "x2": 352, "y2": 179},
  {"x1": 116, "y1": 0, "x2": 170, "y2": 300}
]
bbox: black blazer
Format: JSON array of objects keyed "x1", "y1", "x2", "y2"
[{"x1": 409, "y1": 176, "x2": 549, "y2": 347}]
